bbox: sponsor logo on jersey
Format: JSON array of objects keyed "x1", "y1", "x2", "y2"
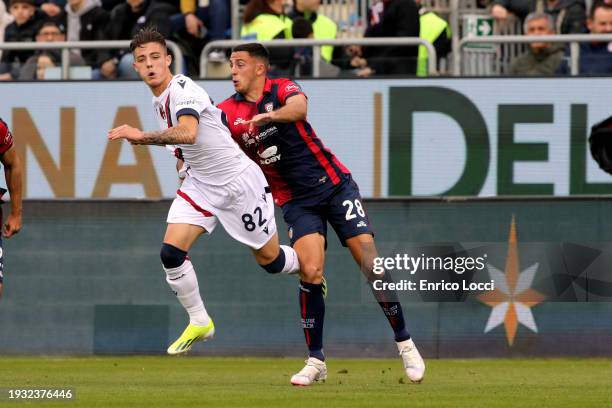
[
  {"x1": 357, "y1": 221, "x2": 368, "y2": 228},
  {"x1": 318, "y1": 176, "x2": 327, "y2": 184},
  {"x1": 264, "y1": 102, "x2": 273, "y2": 112},
  {"x1": 176, "y1": 99, "x2": 196, "y2": 107},
  {"x1": 243, "y1": 126, "x2": 278, "y2": 147},
  {"x1": 285, "y1": 83, "x2": 300, "y2": 93},
  {"x1": 258, "y1": 146, "x2": 280, "y2": 165},
  {"x1": 234, "y1": 117, "x2": 247, "y2": 125},
  {"x1": 178, "y1": 79, "x2": 186, "y2": 88}
]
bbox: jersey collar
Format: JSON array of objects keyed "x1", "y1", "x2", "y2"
[{"x1": 235, "y1": 77, "x2": 273, "y2": 103}]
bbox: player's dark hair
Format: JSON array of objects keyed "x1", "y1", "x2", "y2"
[
  {"x1": 590, "y1": 0, "x2": 612, "y2": 19},
  {"x1": 292, "y1": 17, "x2": 313, "y2": 39},
  {"x1": 232, "y1": 43, "x2": 270, "y2": 62},
  {"x1": 130, "y1": 27, "x2": 167, "y2": 54}
]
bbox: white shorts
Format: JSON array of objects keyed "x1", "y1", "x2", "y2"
[{"x1": 167, "y1": 163, "x2": 277, "y2": 249}]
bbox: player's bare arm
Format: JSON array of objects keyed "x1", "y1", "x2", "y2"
[
  {"x1": 108, "y1": 115, "x2": 198, "y2": 145},
  {"x1": 248, "y1": 94, "x2": 307, "y2": 130},
  {"x1": 0, "y1": 146, "x2": 23, "y2": 238}
]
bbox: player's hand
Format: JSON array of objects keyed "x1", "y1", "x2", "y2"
[
  {"x1": 247, "y1": 113, "x2": 274, "y2": 131},
  {"x1": 3, "y1": 213, "x2": 21, "y2": 238},
  {"x1": 108, "y1": 124, "x2": 145, "y2": 143}
]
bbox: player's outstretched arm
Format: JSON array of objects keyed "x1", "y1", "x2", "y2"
[
  {"x1": 108, "y1": 116, "x2": 198, "y2": 145},
  {"x1": 247, "y1": 94, "x2": 307, "y2": 130},
  {"x1": 0, "y1": 146, "x2": 23, "y2": 238}
]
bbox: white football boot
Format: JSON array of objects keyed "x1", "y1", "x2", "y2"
[
  {"x1": 290, "y1": 357, "x2": 328, "y2": 386},
  {"x1": 397, "y1": 338, "x2": 425, "y2": 383}
]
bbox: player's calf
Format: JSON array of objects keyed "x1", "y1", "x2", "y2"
[{"x1": 161, "y1": 243, "x2": 211, "y2": 327}]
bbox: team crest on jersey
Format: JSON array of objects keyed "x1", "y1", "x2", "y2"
[
  {"x1": 264, "y1": 102, "x2": 273, "y2": 112},
  {"x1": 159, "y1": 105, "x2": 166, "y2": 121}
]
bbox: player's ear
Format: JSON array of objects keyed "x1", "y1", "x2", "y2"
[{"x1": 166, "y1": 52, "x2": 172, "y2": 68}]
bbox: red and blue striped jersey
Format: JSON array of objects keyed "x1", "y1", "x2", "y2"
[{"x1": 218, "y1": 78, "x2": 350, "y2": 206}]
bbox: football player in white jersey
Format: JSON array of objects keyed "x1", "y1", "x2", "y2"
[{"x1": 108, "y1": 28, "x2": 300, "y2": 355}]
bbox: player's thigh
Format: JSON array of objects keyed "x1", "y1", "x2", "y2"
[
  {"x1": 281, "y1": 200, "x2": 327, "y2": 247},
  {"x1": 327, "y1": 177, "x2": 374, "y2": 247},
  {"x1": 165, "y1": 186, "x2": 218, "y2": 251},
  {"x1": 163, "y1": 223, "x2": 207, "y2": 251},
  {"x1": 216, "y1": 164, "x2": 278, "y2": 250},
  {"x1": 294, "y1": 232, "x2": 326, "y2": 283}
]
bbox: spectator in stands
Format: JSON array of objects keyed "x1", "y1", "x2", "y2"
[
  {"x1": 0, "y1": 0, "x2": 14, "y2": 61},
  {"x1": 0, "y1": 0, "x2": 42, "y2": 80},
  {"x1": 33, "y1": 50, "x2": 57, "y2": 79},
  {"x1": 18, "y1": 20, "x2": 85, "y2": 79},
  {"x1": 290, "y1": 0, "x2": 337, "y2": 65},
  {"x1": 169, "y1": 0, "x2": 230, "y2": 74},
  {"x1": 353, "y1": 0, "x2": 420, "y2": 76},
  {"x1": 509, "y1": 12, "x2": 564, "y2": 74},
  {"x1": 416, "y1": 0, "x2": 451, "y2": 76},
  {"x1": 289, "y1": 16, "x2": 339, "y2": 77},
  {"x1": 241, "y1": 0, "x2": 293, "y2": 73},
  {"x1": 170, "y1": 0, "x2": 230, "y2": 43},
  {"x1": 491, "y1": 0, "x2": 586, "y2": 34},
  {"x1": 104, "y1": 0, "x2": 174, "y2": 79},
  {"x1": 39, "y1": 0, "x2": 65, "y2": 22},
  {"x1": 558, "y1": 0, "x2": 612, "y2": 74},
  {"x1": 63, "y1": 0, "x2": 111, "y2": 78}
]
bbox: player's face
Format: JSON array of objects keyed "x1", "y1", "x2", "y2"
[
  {"x1": 229, "y1": 51, "x2": 266, "y2": 94},
  {"x1": 132, "y1": 42, "x2": 172, "y2": 89}
]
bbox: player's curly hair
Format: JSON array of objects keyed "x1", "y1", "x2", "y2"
[{"x1": 130, "y1": 27, "x2": 167, "y2": 54}]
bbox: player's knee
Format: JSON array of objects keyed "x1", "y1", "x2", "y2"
[
  {"x1": 260, "y1": 248, "x2": 285, "y2": 274},
  {"x1": 300, "y1": 263, "x2": 323, "y2": 281},
  {"x1": 160, "y1": 243, "x2": 187, "y2": 269}
]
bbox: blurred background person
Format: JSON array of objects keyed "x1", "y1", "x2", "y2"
[
  {"x1": 18, "y1": 21, "x2": 86, "y2": 79},
  {"x1": 509, "y1": 12, "x2": 564, "y2": 75},
  {"x1": 558, "y1": 0, "x2": 612, "y2": 74},
  {"x1": 63, "y1": 0, "x2": 112, "y2": 79},
  {"x1": 352, "y1": 0, "x2": 420, "y2": 77},
  {"x1": 104, "y1": 0, "x2": 174, "y2": 79},
  {"x1": 0, "y1": 0, "x2": 43, "y2": 80},
  {"x1": 0, "y1": 0, "x2": 14, "y2": 61},
  {"x1": 290, "y1": 0, "x2": 337, "y2": 67},
  {"x1": 240, "y1": 0, "x2": 293, "y2": 74},
  {"x1": 416, "y1": 0, "x2": 451, "y2": 76},
  {"x1": 491, "y1": 0, "x2": 586, "y2": 34},
  {"x1": 34, "y1": 50, "x2": 57, "y2": 79}
]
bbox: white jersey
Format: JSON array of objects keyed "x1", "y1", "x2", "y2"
[{"x1": 152, "y1": 74, "x2": 251, "y2": 185}]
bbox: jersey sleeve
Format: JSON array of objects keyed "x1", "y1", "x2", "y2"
[
  {"x1": 0, "y1": 118, "x2": 14, "y2": 155},
  {"x1": 276, "y1": 79, "x2": 306, "y2": 105},
  {"x1": 173, "y1": 79, "x2": 212, "y2": 122}
]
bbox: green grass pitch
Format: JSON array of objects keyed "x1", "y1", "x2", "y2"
[{"x1": 0, "y1": 357, "x2": 610, "y2": 407}]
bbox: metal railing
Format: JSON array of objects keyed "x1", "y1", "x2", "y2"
[
  {"x1": 0, "y1": 40, "x2": 184, "y2": 79},
  {"x1": 200, "y1": 38, "x2": 437, "y2": 78},
  {"x1": 455, "y1": 34, "x2": 612, "y2": 76}
]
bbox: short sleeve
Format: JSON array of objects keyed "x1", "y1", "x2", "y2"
[
  {"x1": 0, "y1": 119, "x2": 14, "y2": 155},
  {"x1": 173, "y1": 79, "x2": 211, "y2": 122},
  {"x1": 276, "y1": 80, "x2": 306, "y2": 105}
]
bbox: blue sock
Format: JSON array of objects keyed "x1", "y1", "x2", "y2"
[
  {"x1": 299, "y1": 281, "x2": 325, "y2": 361},
  {"x1": 370, "y1": 274, "x2": 411, "y2": 342}
]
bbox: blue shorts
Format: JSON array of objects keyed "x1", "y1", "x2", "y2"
[{"x1": 281, "y1": 176, "x2": 374, "y2": 247}]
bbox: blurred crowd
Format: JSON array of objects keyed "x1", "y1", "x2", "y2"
[{"x1": 0, "y1": 0, "x2": 610, "y2": 80}]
